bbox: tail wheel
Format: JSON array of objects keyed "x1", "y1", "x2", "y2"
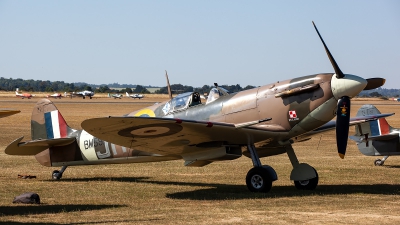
[
  {"x1": 246, "y1": 167, "x2": 272, "y2": 193},
  {"x1": 52, "y1": 170, "x2": 62, "y2": 180},
  {"x1": 374, "y1": 159, "x2": 384, "y2": 166},
  {"x1": 294, "y1": 169, "x2": 318, "y2": 190}
]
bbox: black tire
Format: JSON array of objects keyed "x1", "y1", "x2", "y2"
[
  {"x1": 374, "y1": 159, "x2": 383, "y2": 166},
  {"x1": 246, "y1": 167, "x2": 273, "y2": 193},
  {"x1": 294, "y1": 169, "x2": 318, "y2": 190},
  {"x1": 52, "y1": 170, "x2": 62, "y2": 180}
]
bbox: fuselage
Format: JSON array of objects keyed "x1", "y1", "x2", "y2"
[{"x1": 129, "y1": 74, "x2": 337, "y2": 141}]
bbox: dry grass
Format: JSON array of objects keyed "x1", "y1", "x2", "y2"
[{"x1": 1, "y1": 98, "x2": 400, "y2": 224}]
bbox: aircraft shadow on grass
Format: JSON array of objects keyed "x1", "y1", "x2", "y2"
[
  {"x1": 51, "y1": 176, "x2": 400, "y2": 200},
  {"x1": 0, "y1": 204, "x2": 158, "y2": 225},
  {"x1": 0, "y1": 219, "x2": 160, "y2": 225},
  {"x1": 0, "y1": 204, "x2": 125, "y2": 217},
  {"x1": 381, "y1": 165, "x2": 400, "y2": 169}
]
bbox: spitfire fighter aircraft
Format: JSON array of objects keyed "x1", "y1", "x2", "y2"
[
  {"x1": 126, "y1": 92, "x2": 144, "y2": 99},
  {"x1": 349, "y1": 104, "x2": 400, "y2": 166},
  {"x1": 5, "y1": 22, "x2": 386, "y2": 192}
]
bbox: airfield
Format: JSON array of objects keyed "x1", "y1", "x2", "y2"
[{"x1": 1, "y1": 93, "x2": 400, "y2": 224}]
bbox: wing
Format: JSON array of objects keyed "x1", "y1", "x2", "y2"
[
  {"x1": 81, "y1": 117, "x2": 275, "y2": 156},
  {"x1": 0, "y1": 109, "x2": 21, "y2": 118}
]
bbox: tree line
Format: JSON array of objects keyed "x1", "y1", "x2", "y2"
[
  {"x1": 0, "y1": 77, "x2": 257, "y2": 94},
  {"x1": 2, "y1": 77, "x2": 395, "y2": 96},
  {"x1": 0, "y1": 77, "x2": 149, "y2": 94}
]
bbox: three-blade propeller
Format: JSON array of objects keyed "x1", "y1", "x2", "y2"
[
  {"x1": 312, "y1": 21, "x2": 385, "y2": 158},
  {"x1": 312, "y1": 21, "x2": 350, "y2": 158}
]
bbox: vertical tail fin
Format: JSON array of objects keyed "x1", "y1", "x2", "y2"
[
  {"x1": 31, "y1": 99, "x2": 76, "y2": 140},
  {"x1": 355, "y1": 104, "x2": 392, "y2": 137}
]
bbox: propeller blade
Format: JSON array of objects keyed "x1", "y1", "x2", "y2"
[
  {"x1": 336, "y1": 96, "x2": 351, "y2": 159},
  {"x1": 364, "y1": 78, "x2": 386, "y2": 90},
  {"x1": 165, "y1": 70, "x2": 173, "y2": 100},
  {"x1": 312, "y1": 21, "x2": 344, "y2": 79}
]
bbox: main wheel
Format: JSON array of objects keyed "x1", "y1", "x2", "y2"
[
  {"x1": 374, "y1": 159, "x2": 384, "y2": 166},
  {"x1": 246, "y1": 167, "x2": 273, "y2": 193},
  {"x1": 294, "y1": 169, "x2": 318, "y2": 190},
  {"x1": 52, "y1": 170, "x2": 62, "y2": 180}
]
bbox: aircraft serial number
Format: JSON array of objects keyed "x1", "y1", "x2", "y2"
[{"x1": 84, "y1": 138, "x2": 103, "y2": 150}]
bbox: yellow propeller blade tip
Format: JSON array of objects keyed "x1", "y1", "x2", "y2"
[{"x1": 339, "y1": 153, "x2": 345, "y2": 159}]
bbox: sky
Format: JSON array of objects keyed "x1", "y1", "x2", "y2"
[{"x1": 0, "y1": 0, "x2": 399, "y2": 88}]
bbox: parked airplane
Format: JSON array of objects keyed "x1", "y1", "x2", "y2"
[
  {"x1": 47, "y1": 93, "x2": 65, "y2": 99},
  {"x1": 347, "y1": 104, "x2": 400, "y2": 166},
  {"x1": 5, "y1": 22, "x2": 386, "y2": 192},
  {"x1": 126, "y1": 92, "x2": 144, "y2": 99},
  {"x1": 390, "y1": 98, "x2": 400, "y2": 102},
  {"x1": 15, "y1": 91, "x2": 34, "y2": 99},
  {"x1": 75, "y1": 90, "x2": 94, "y2": 99},
  {"x1": 108, "y1": 93, "x2": 123, "y2": 99},
  {"x1": 0, "y1": 109, "x2": 20, "y2": 118}
]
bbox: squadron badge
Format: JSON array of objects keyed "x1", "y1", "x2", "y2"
[
  {"x1": 288, "y1": 110, "x2": 299, "y2": 121},
  {"x1": 340, "y1": 103, "x2": 348, "y2": 116}
]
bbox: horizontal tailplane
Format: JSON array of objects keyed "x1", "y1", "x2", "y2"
[{"x1": 5, "y1": 136, "x2": 76, "y2": 156}]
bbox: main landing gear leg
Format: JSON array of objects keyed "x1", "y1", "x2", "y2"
[
  {"x1": 52, "y1": 166, "x2": 68, "y2": 180},
  {"x1": 285, "y1": 145, "x2": 318, "y2": 190},
  {"x1": 375, "y1": 155, "x2": 389, "y2": 166},
  {"x1": 245, "y1": 144, "x2": 277, "y2": 193}
]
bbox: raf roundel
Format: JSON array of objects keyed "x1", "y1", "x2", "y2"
[{"x1": 134, "y1": 109, "x2": 156, "y2": 117}]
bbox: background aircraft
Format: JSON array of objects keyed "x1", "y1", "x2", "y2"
[
  {"x1": 390, "y1": 98, "x2": 400, "y2": 102},
  {"x1": 126, "y1": 92, "x2": 144, "y2": 99},
  {"x1": 0, "y1": 109, "x2": 20, "y2": 118},
  {"x1": 15, "y1": 91, "x2": 34, "y2": 99},
  {"x1": 349, "y1": 104, "x2": 400, "y2": 166},
  {"x1": 46, "y1": 93, "x2": 65, "y2": 99},
  {"x1": 5, "y1": 22, "x2": 386, "y2": 193},
  {"x1": 108, "y1": 93, "x2": 123, "y2": 99},
  {"x1": 74, "y1": 90, "x2": 94, "y2": 99}
]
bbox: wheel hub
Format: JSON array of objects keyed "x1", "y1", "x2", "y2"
[
  {"x1": 298, "y1": 180, "x2": 310, "y2": 186},
  {"x1": 251, "y1": 174, "x2": 264, "y2": 189}
]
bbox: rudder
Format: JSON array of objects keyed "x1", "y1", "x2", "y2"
[{"x1": 31, "y1": 99, "x2": 75, "y2": 140}]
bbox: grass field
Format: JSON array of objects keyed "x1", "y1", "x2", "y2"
[{"x1": 1, "y1": 96, "x2": 400, "y2": 224}]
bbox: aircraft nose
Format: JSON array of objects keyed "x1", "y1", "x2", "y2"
[{"x1": 331, "y1": 74, "x2": 367, "y2": 100}]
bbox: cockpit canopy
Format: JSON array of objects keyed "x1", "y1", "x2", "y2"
[
  {"x1": 162, "y1": 92, "x2": 202, "y2": 115},
  {"x1": 161, "y1": 86, "x2": 231, "y2": 115},
  {"x1": 205, "y1": 86, "x2": 230, "y2": 104}
]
